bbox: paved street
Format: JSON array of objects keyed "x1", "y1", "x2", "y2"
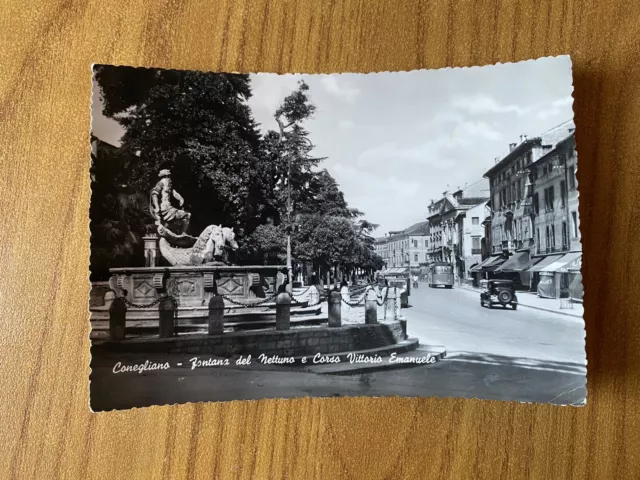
[{"x1": 405, "y1": 282, "x2": 586, "y2": 366}]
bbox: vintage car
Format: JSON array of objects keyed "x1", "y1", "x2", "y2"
[{"x1": 480, "y1": 279, "x2": 518, "y2": 310}]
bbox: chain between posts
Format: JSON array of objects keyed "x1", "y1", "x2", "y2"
[
  {"x1": 220, "y1": 292, "x2": 280, "y2": 308},
  {"x1": 108, "y1": 289, "x2": 179, "y2": 331},
  {"x1": 340, "y1": 294, "x2": 367, "y2": 307}
]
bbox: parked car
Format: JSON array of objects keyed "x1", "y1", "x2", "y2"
[{"x1": 480, "y1": 279, "x2": 518, "y2": 310}]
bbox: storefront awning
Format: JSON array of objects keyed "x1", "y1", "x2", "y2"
[
  {"x1": 494, "y1": 251, "x2": 531, "y2": 273},
  {"x1": 383, "y1": 267, "x2": 409, "y2": 275},
  {"x1": 470, "y1": 255, "x2": 501, "y2": 272},
  {"x1": 469, "y1": 256, "x2": 493, "y2": 272},
  {"x1": 475, "y1": 255, "x2": 508, "y2": 272},
  {"x1": 539, "y1": 252, "x2": 582, "y2": 273},
  {"x1": 529, "y1": 254, "x2": 563, "y2": 272}
]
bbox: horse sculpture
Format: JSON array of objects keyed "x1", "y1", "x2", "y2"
[
  {"x1": 148, "y1": 169, "x2": 240, "y2": 266},
  {"x1": 158, "y1": 224, "x2": 239, "y2": 266}
]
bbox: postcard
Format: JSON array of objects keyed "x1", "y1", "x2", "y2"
[{"x1": 89, "y1": 56, "x2": 586, "y2": 411}]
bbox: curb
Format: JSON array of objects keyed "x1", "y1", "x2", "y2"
[{"x1": 457, "y1": 285, "x2": 583, "y2": 319}]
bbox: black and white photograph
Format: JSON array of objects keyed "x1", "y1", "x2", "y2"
[{"x1": 89, "y1": 56, "x2": 586, "y2": 412}]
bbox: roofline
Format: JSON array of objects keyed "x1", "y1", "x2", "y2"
[{"x1": 483, "y1": 138, "x2": 542, "y2": 178}]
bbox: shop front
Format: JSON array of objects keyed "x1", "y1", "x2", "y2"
[
  {"x1": 530, "y1": 252, "x2": 582, "y2": 299},
  {"x1": 528, "y1": 254, "x2": 563, "y2": 296},
  {"x1": 493, "y1": 250, "x2": 533, "y2": 290}
]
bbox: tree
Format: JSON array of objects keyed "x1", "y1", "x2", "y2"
[
  {"x1": 93, "y1": 65, "x2": 271, "y2": 236},
  {"x1": 89, "y1": 137, "x2": 151, "y2": 279},
  {"x1": 238, "y1": 224, "x2": 287, "y2": 265}
]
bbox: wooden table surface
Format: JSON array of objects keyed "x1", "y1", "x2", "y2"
[{"x1": 1, "y1": 0, "x2": 639, "y2": 478}]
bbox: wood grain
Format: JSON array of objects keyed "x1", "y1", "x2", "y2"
[{"x1": 1, "y1": 0, "x2": 639, "y2": 478}]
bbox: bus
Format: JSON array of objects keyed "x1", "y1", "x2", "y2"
[{"x1": 427, "y1": 262, "x2": 454, "y2": 289}]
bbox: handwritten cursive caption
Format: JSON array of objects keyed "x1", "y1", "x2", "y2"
[{"x1": 112, "y1": 352, "x2": 436, "y2": 374}]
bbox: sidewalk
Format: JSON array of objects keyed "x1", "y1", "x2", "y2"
[{"x1": 458, "y1": 284, "x2": 584, "y2": 319}]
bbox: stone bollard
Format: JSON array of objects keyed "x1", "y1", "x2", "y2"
[
  {"x1": 396, "y1": 288, "x2": 403, "y2": 319},
  {"x1": 365, "y1": 288, "x2": 378, "y2": 325},
  {"x1": 108, "y1": 297, "x2": 127, "y2": 341},
  {"x1": 103, "y1": 290, "x2": 116, "y2": 310},
  {"x1": 328, "y1": 291, "x2": 342, "y2": 327},
  {"x1": 308, "y1": 285, "x2": 320, "y2": 306},
  {"x1": 276, "y1": 292, "x2": 291, "y2": 331},
  {"x1": 159, "y1": 297, "x2": 176, "y2": 338},
  {"x1": 340, "y1": 285, "x2": 351, "y2": 318},
  {"x1": 208, "y1": 295, "x2": 225, "y2": 335},
  {"x1": 385, "y1": 287, "x2": 397, "y2": 322}
]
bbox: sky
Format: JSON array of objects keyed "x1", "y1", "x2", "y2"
[{"x1": 91, "y1": 56, "x2": 574, "y2": 236}]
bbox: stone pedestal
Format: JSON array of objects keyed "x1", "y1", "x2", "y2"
[
  {"x1": 328, "y1": 291, "x2": 342, "y2": 327},
  {"x1": 208, "y1": 296, "x2": 225, "y2": 335},
  {"x1": 365, "y1": 289, "x2": 378, "y2": 324},
  {"x1": 143, "y1": 235, "x2": 159, "y2": 267},
  {"x1": 275, "y1": 292, "x2": 291, "y2": 331},
  {"x1": 158, "y1": 297, "x2": 176, "y2": 338},
  {"x1": 385, "y1": 288, "x2": 397, "y2": 321},
  {"x1": 109, "y1": 297, "x2": 127, "y2": 341}
]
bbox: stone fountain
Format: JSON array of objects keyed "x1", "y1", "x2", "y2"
[{"x1": 103, "y1": 169, "x2": 305, "y2": 325}]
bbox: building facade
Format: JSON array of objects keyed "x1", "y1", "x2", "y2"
[
  {"x1": 526, "y1": 131, "x2": 580, "y2": 297},
  {"x1": 529, "y1": 132, "x2": 580, "y2": 254},
  {"x1": 427, "y1": 191, "x2": 489, "y2": 280},
  {"x1": 375, "y1": 222, "x2": 430, "y2": 269},
  {"x1": 484, "y1": 121, "x2": 575, "y2": 254},
  {"x1": 482, "y1": 120, "x2": 580, "y2": 294}
]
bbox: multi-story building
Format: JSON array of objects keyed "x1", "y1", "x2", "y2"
[
  {"x1": 481, "y1": 120, "x2": 580, "y2": 295},
  {"x1": 427, "y1": 190, "x2": 489, "y2": 280},
  {"x1": 526, "y1": 130, "x2": 581, "y2": 297},
  {"x1": 375, "y1": 221, "x2": 430, "y2": 269}
]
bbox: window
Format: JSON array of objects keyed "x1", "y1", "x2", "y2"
[
  {"x1": 414, "y1": 254, "x2": 418, "y2": 262},
  {"x1": 425, "y1": 239, "x2": 428, "y2": 248},
  {"x1": 472, "y1": 217, "x2": 479, "y2": 225},
  {"x1": 534, "y1": 192, "x2": 540, "y2": 214},
  {"x1": 518, "y1": 219, "x2": 523, "y2": 240},
  {"x1": 560, "y1": 180, "x2": 567, "y2": 207},
  {"x1": 544, "y1": 186, "x2": 555, "y2": 212},
  {"x1": 569, "y1": 166, "x2": 576, "y2": 189},
  {"x1": 413, "y1": 240, "x2": 418, "y2": 248},
  {"x1": 537, "y1": 228, "x2": 540, "y2": 249},
  {"x1": 472, "y1": 237, "x2": 481, "y2": 249},
  {"x1": 551, "y1": 225, "x2": 556, "y2": 248},
  {"x1": 562, "y1": 222, "x2": 568, "y2": 249},
  {"x1": 545, "y1": 226, "x2": 550, "y2": 249},
  {"x1": 572, "y1": 212, "x2": 578, "y2": 238}
]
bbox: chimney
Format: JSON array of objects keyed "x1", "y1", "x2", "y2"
[{"x1": 509, "y1": 143, "x2": 517, "y2": 151}]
